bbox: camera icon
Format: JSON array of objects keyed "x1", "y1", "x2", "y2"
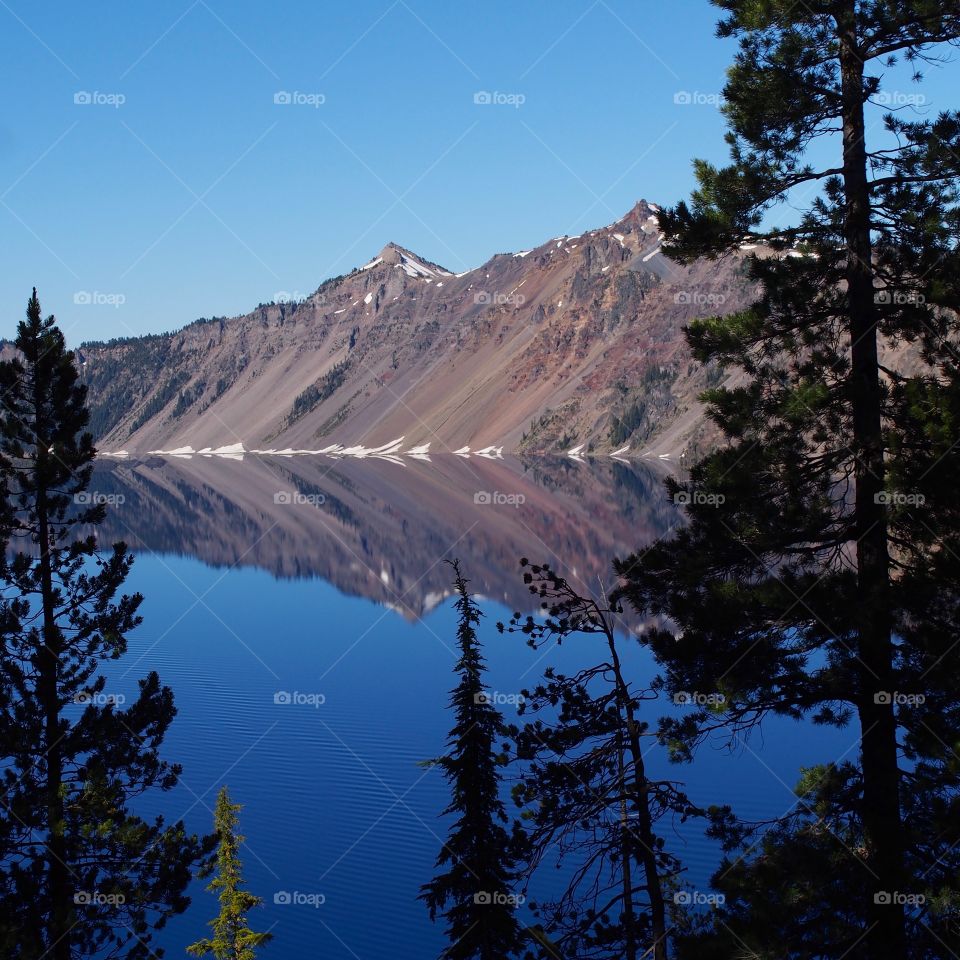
[
  {"x1": 73, "y1": 691, "x2": 92, "y2": 704},
  {"x1": 673, "y1": 491, "x2": 691, "y2": 505},
  {"x1": 273, "y1": 91, "x2": 292, "y2": 105},
  {"x1": 274, "y1": 891, "x2": 292, "y2": 905},
  {"x1": 74, "y1": 891, "x2": 92, "y2": 904},
  {"x1": 473, "y1": 892, "x2": 492, "y2": 905},
  {"x1": 273, "y1": 691, "x2": 292, "y2": 705},
  {"x1": 674, "y1": 891, "x2": 692, "y2": 905},
  {"x1": 73, "y1": 291, "x2": 92, "y2": 305},
  {"x1": 74, "y1": 91, "x2": 92, "y2": 105},
  {"x1": 673, "y1": 692, "x2": 692, "y2": 705},
  {"x1": 473, "y1": 91, "x2": 492, "y2": 105},
  {"x1": 673, "y1": 91, "x2": 692, "y2": 105},
  {"x1": 473, "y1": 692, "x2": 491, "y2": 705},
  {"x1": 273, "y1": 491, "x2": 292, "y2": 505},
  {"x1": 874, "y1": 691, "x2": 892, "y2": 705},
  {"x1": 874, "y1": 891, "x2": 892, "y2": 905},
  {"x1": 474, "y1": 491, "x2": 491, "y2": 505}
]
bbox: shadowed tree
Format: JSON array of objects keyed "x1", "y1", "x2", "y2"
[
  {"x1": 614, "y1": 4, "x2": 960, "y2": 958},
  {"x1": 500, "y1": 560, "x2": 695, "y2": 960},
  {"x1": 0, "y1": 290, "x2": 212, "y2": 958},
  {"x1": 420, "y1": 560, "x2": 524, "y2": 960},
  {"x1": 187, "y1": 786, "x2": 273, "y2": 960}
]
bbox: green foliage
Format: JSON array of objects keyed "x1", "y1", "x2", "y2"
[
  {"x1": 187, "y1": 787, "x2": 273, "y2": 960},
  {"x1": 285, "y1": 359, "x2": 350, "y2": 427},
  {"x1": 172, "y1": 378, "x2": 207, "y2": 419},
  {"x1": 0, "y1": 291, "x2": 212, "y2": 959},
  {"x1": 130, "y1": 369, "x2": 191, "y2": 432},
  {"x1": 616, "y1": 5, "x2": 960, "y2": 959},
  {"x1": 609, "y1": 367, "x2": 676, "y2": 445}
]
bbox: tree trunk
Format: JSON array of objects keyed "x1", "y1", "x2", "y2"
[
  {"x1": 617, "y1": 738, "x2": 639, "y2": 960},
  {"x1": 32, "y1": 384, "x2": 71, "y2": 960},
  {"x1": 608, "y1": 630, "x2": 668, "y2": 960},
  {"x1": 837, "y1": 6, "x2": 905, "y2": 958}
]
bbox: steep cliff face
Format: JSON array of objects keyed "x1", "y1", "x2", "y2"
[{"x1": 80, "y1": 202, "x2": 756, "y2": 456}]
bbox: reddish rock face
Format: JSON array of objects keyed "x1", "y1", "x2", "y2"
[{"x1": 80, "y1": 201, "x2": 758, "y2": 458}]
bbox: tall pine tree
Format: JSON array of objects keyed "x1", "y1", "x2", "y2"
[
  {"x1": 615, "y1": 5, "x2": 960, "y2": 959},
  {"x1": 0, "y1": 291, "x2": 212, "y2": 958},
  {"x1": 187, "y1": 786, "x2": 273, "y2": 960},
  {"x1": 420, "y1": 560, "x2": 523, "y2": 960}
]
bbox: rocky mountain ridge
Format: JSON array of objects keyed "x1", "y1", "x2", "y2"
[{"x1": 78, "y1": 201, "x2": 757, "y2": 457}]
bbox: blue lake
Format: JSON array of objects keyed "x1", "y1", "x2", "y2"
[{"x1": 87, "y1": 454, "x2": 855, "y2": 958}]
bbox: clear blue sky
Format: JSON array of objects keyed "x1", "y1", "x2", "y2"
[{"x1": 0, "y1": 1, "x2": 954, "y2": 341}]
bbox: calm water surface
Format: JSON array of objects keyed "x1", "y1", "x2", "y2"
[{"x1": 87, "y1": 454, "x2": 853, "y2": 958}]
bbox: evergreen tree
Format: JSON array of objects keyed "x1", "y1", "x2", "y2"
[
  {"x1": 420, "y1": 560, "x2": 523, "y2": 960},
  {"x1": 0, "y1": 291, "x2": 212, "y2": 958},
  {"x1": 500, "y1": 560, "x2": 693, "y2": 960},
  {"x1": 187, "y1": 786, "x2": 273, "y2": 960},
  {"x1": 614, "y1": 5, "x2": 960, "y2": 959}
]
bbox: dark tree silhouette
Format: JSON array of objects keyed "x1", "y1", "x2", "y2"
[
  {"x1": 500, "y1": 560, "x2": 695, "y2": 960},
  {"x1": 615, "y1": 5, "x2": 960, "y2": 959},
  {"x1": 0, "y1": 291, "x2": 212, "y2": 958},
  {"x1": 420, "y1": 560, "x2": 523, "y2": 960}
]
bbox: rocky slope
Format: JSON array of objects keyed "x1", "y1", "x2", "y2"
[{"x1": 79, "y1": 201, "x2": 757, "y2": 457}]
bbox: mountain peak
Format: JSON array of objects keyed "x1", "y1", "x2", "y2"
[
  {"x1": 359, "y1": 243, "x2": 453, "y2": 280},
  {"x1": 616, "y1": 199, "x2": 661, "y2": 226}
]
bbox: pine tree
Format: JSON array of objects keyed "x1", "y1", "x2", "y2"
[
  {"x1": 0, "y1": 290, "x2": 213, "y2": 958},
  {"x1": 420, "y1": 560, "x2": 523, "y2": 960},
  {"x1": 187, "y1": 786, "x2": 273, "y2": 960},
  {"x1": 614, "y1": 5, "x2": 960, "y2": 959},
  {"x1": 500, "y1": 560, "x2": 693, "y2": 960}
]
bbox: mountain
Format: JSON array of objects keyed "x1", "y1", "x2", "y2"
[{"x1": 79, "y1": 201, "x2": 758, "y2": 457}]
